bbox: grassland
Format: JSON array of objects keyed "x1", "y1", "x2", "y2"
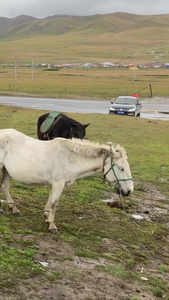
[
  {"x1": 0, "y1": 105, "x2": 169, "y2": 299},
  {"x1": 0, "y1": 66, "x2": 169, "y2": 99},
  {"x1": 0, "y1": 12, "x2": 169, "y2": 64},
  {"x1": 0, "y1": 12, "x2": 169, "y2": 100}
]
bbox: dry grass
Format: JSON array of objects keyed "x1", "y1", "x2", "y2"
[{"x1": 0, "y1": 67, "x2": 169, "y2": 98}]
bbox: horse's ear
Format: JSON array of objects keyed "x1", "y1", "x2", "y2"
[
  {"x1": 83, "y1": 123, "x2": 90, "y2": 128},
  {"x1": 111, "y1": 148, "x2": 121, "y2": 158},
  {"x1": 106, "y1": 143, "x2": 121, "y2": 158}
]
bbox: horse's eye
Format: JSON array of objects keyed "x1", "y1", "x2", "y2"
[{"x1": 121, "y1": 167, "x2": 124, "y2": 172}]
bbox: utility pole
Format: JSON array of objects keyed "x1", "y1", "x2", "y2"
[
  {"x1": 31, "y1": 57, "x2": 34, "y2": 82},
  {"x1": 133, "y1": 67, "x2": 136, "y2": 84},
  {"x1": 15, "y1": 56, "x2": 17, "y2": 83}
]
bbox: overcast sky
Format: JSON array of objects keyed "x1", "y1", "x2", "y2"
[{"x1": 0, "y1": 0, "x2": 169, "y2": 19}]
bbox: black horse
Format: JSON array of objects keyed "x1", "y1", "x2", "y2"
[{"x1": 37, "y1": 111, "x2": 90, "y2": 140}]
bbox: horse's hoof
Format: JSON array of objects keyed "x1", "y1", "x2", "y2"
[
  {"x1": 49, "y1": 228, "x2": 59, "y2": 234},
  {"x1": 0, "y1": 209, "x2": 4, "y2": 214},
  {"x1": 13, "y1": 211, "x2": 22, "y2": 217}
]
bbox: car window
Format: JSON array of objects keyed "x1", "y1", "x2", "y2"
[{"x1": 115, "y1": 98, "x2": 136, "y2": 105}]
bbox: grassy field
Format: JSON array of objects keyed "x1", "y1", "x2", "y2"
[
  {"x1": 1, "y1": 13, "x2": 169, "y2": 63},
  {"x1": 1, "y1": 12, "x2": 169, "y2": 101},
  {"x1": 0, "y1": 105, "x2": 169, "y2": 299},
  {"x1": 0, "y1": 66, "x2": 169, "y2": 99}
]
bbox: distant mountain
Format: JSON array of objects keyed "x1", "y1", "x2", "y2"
[
  {"x1": 0, "y1": 15, "x2": 37, "y2": 29},
  {"x1": 0, "y1": 12, "x2": 169, "y2": 64},
  {"x1": 0, "y1": 12, "x2": 169, "y2": 41}
]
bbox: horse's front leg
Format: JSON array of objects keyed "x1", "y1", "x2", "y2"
[
  {"x1": 44, "y1": 180, "x2": 65, "y2": 233},
  {"x1": 1, "y1": 168, "x2": 21, "y2": 215}
]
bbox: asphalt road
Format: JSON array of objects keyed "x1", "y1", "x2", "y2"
[{"x1": 0, "y1": 96, "x2": 169, "y2": 120}]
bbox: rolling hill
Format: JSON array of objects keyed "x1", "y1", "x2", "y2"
[{"x1": 0, "y1": 12, "x2": 169, "y2": 63}]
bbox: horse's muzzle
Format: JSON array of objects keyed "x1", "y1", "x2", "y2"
[{"x1": 116, "y1": 186, "x2": 131, "y2": 197}]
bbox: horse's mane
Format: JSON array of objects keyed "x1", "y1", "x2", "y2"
[{"x1": 55, "y1": 138, "x2": 127, "y2": 159}]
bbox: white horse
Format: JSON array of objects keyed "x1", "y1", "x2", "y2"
[{"x1": 0, "y1": 129, "x2": 134, "y2": 233}]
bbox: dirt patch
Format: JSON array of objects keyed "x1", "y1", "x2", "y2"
[
  {"x1": 0, "y1": 186, "x2": 169, "y2": 300},
  {"x1": 15, "y1": 271, "x2": 154, "y2": 300},
  {"x1": 0, "y1": 238, "x2": 157, "y2": 300}
]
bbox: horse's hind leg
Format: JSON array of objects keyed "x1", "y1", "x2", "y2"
[{"x1": 1, "y1": 168, "x2": 21, "y2": 215}]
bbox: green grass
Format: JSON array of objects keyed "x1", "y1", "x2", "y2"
[
  {"x1": 0, "y1": 105, "x2": 169, "y2": 298},
  {"x1": 0, "y1": 240, "x2": 45, "y2": 287},
  {"x1": 97, "y1": 265, "x2": 139, "y2": 281},
  {"x1": 150, "y1": 276, "x2": 169, "y2": 297}
]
